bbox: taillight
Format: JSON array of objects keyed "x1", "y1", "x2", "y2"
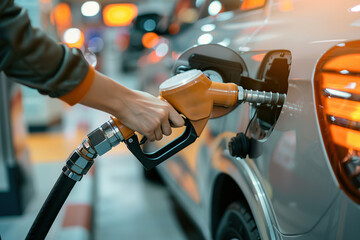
[{"x1": 314, "y1": 40, "x2": 360, "y2": 204}]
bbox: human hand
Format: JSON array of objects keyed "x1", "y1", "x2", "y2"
[
  {"x1": 115, "y1": 90, "x2": 185, "y2": 141},
  {"x1": 79, "y1": 71, "x2": 184, "y2": 141}
]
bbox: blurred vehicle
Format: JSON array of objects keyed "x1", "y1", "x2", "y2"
[
  {"x1": 137, "y1": 0, "x2": 238, "y2": 90},
  {"x1": 121, "y1": 0, "x2": 211, "y2": 73},
  {"x1": 120, "y1": 13, "x2": 163, "y2": 72},
  {"x1": 138, "y1": 0, "x2": 360, "y2": 239}
]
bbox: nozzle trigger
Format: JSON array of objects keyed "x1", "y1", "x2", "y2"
[
  {"x1": 125, "y1": 118, "x2": 198, "y2": 170},
  {"x1": 139, "y1": 136, "x2": 147, "y2": 145}
]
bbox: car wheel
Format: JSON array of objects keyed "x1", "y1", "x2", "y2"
[{"x1": 215, "y1": 201, "x2": 260, "y2": 240}]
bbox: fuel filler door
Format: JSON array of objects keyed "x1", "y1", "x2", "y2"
[{"x1": 173, "y1": 44, "x2": 250, "y2": 118}]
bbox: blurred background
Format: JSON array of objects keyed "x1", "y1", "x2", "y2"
[{"x1": 0, "y1": 0, "x2": 225, "y2": 239}]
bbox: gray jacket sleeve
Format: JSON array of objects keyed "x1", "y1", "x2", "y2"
[{"x1": 0, "y1": 0, "x2": 89, "y2": 98}]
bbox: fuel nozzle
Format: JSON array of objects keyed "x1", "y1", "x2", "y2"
[
  {"x1": 237, "y1": 86, "x2": 286, "y2": 106},
  {"x1": 159, "y1": 69, "x2": 286, "y2": 136}
]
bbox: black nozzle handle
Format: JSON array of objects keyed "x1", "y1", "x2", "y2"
[{"x1": 125, "y1": 118, "x2": 198, "y2": 170}]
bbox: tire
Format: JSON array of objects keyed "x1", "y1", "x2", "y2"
[{"x1": 215, "y1": 201, "x2": 260, "y2": 240}]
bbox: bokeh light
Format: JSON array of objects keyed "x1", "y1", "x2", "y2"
[
  {"x1": 103, "y1": 4, "x2": 138, "y2": 27},
  {"x1": 88, "y1": 36, "x2": 104, "y2": 53},
  {"x1": 143, "y1": 19, "x2": 157, "y2": 32},
  {"x1": 155, "y1": 42, "x2": 169, "y2": 57},
  {"x1": 197, "y1": 33, "x2": 213, "y2": 45},
  {"x1": 142, "y1": 32, "x2": 160, "y2": 48},
  {"x1": 81, "y1": 1, "x2": 100, "y2": 17},
  {"x1": 63, "y1": 28, "x2": 85, "y2": 49},
  {"x1": 208, "y1": 1, "x2": 222, "y2": 16},
  {"x1": 201, "y1": 24, "x2": 216, "y2": 32}
]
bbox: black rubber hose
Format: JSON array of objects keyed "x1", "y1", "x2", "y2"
[{"x1": 26, "y1": 172, "x2": 76, "y2": 240}]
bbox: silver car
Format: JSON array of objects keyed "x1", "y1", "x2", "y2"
[{"x1": 138, "y1": 0, "x2": 360, "y2": 239}]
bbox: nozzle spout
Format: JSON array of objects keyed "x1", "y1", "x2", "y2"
[
  {"x1": 238, "y1": 86, "x2": 286, "y2": 106},
  {"x1": 209, "y1": 82, "x2": 239, "y2": 107}
]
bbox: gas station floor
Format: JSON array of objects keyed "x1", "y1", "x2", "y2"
[
  {"x1": 0, "y1": 71, "x2": 193, "y2": 239},
  {"x1": 95, "y1": 150, "x2": 188, "y2": 240},
  {"x1": 0, "y1": 138, "x2": 188, "y2": 240}
]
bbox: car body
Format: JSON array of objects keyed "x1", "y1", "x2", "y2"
[{"x1": 138, "y1": 0, "x2": 360, "y2": 239}]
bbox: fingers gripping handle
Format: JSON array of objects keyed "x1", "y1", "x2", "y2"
[{"x1": 109, "y1": 95, "x2": 167, "y2": 141}]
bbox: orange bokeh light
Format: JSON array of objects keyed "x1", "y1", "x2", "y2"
[
  {"x1": 168, "y1": 23, "x2": 180, "y2": 35},
  {"x1": 241, "y1": 0, "x2": 266, "y2": 11},
  {"x1": 251, "y1": 53, "x2": 266, "y2": 62},
  {"x1": 103, "y1": 4, "x2": 138, "y2": 27},
  {"x1": 147, "y1": 51, "x2": 162, "y2": 63},
  {"x1": 50, "y1": 3, "x2": 72, "y2": 34},
  {"x1": 142, "y1": 32, "x2": 159, "y2": 49}
]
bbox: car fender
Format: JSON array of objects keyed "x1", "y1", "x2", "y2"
[{"x1": 208, "y1": 140, "x2": 282, "y2": 240}]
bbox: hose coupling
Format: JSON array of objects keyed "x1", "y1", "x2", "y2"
[
  {"x1": 63, "y1": 138, "x2": 96, "y2": 181},
  {"x1": 63, "y1": 118, "x2": 125, "y2": 181},
  {"x1": 66, "y1": 149, "x2": 94, "y2": 175},
  {"x1": 63, "y1": 166, "x2": 83, "y2": 181},
  {"x1": 238, "y1": 86, "x2": 286, "y2": 106},
  {"x1": 87, "y1": 120, "x2": 123, "y2": 156}
]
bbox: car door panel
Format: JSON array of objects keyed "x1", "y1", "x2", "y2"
[{"x1": 235, "y1": 0, "x2": 360, "y2": 234}]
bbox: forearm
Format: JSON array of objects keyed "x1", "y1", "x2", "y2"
[
  {"x1": 0, "y1": 0, "x2": 89, "y2": 98},
  {"x1": 78, "y1": 70, "x2": 130, "y2": 117}
]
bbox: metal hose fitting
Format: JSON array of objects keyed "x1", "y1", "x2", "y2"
[
  {"x1": 63, "y1": 141, "x2": 96, "y2": 181},
  {"x1": 63, "y1": 119, "x2": 125, "y2": 181},
  {"x1": 238, "y1": 86, "x2": 286, "y2": 106}
]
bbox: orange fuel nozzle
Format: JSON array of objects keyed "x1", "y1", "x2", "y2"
[
  {"x1": 87, "y1": 70, "x2": 285, "y2": 170},
  {"x1": 108, "y1": 70, "x2": 240, "y2": 170},
  {"x1": 111, "y1": 69, "x2": 239, "y2": 140},
  {"x1": 159, "y1": 69, "x2": 238, "y2": 136},
  {"x1": 111, "y1": 69, "x2": 286, "y2": 140}
]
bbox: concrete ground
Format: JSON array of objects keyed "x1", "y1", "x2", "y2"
[{"x1": 95, "y1": 152, "x2": 187, "y2": 240}]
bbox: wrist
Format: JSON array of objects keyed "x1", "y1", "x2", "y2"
[{"x1": 79, "y1": 70, "x2": 131, "y2": 117}]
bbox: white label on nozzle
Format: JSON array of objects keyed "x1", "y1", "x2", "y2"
[{"x1": 159, "y1": 69, "x2": 202, "y2": 91}]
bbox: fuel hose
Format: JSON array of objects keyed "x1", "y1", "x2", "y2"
[
  {"x1": 26, "y1": 173, "x2": 76, "y2": 240},
  {"x1": 26, "y1": 119, "x2": 124, "y2": 239}
]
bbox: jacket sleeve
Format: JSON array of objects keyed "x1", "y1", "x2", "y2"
[{"x1": 0, "y1": 0, "x2": 94, "y2": 105}]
